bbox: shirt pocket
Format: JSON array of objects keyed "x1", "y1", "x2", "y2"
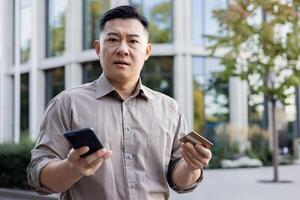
[{"x1": 145, "y1": 130, "x2": 172, "y2": 182}]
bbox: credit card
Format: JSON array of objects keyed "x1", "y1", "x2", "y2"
[{"x1": 179, "y1": 131, "x2": 214, "y2": 149}]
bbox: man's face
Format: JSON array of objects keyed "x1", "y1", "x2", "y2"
[{"x1": 94, "y1": 18, "x2": 152, "y2": 83}]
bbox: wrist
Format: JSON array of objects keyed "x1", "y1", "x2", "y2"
[{"x1": 183, "y1": 160, "x2": 201, "y2": 173}]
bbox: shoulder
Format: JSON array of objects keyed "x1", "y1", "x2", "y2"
[
  {"x1": 46, "y1": 81, "x2": 97, "y2": 109},
  {"x1": 142, "y1": 85, "x2": 181, "y2": 112}
]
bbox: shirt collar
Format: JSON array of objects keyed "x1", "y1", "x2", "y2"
[
  {"x1": 95, "y1": 74, "x2": 115, "y2": 99},
  {"x1": 95, "y1": 74, "x2": 155, "y2": 101}
]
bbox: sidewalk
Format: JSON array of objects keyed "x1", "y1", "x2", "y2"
[
  {"x1": 1, "y1": 164, "x2": 299, "y2": 200},
  {"x1": 171, "y1": 163, "x2": 300, "y2": 200},
  {"x1": 0, "y1": 188, "x2": 57, "y2": 200}
]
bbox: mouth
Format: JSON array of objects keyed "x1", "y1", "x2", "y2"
[{"x1": 113, "y1": 60, "x2": 130, "y2": 65}]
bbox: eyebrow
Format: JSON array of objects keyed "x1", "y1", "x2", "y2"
[{"x1": 106, "y1": 32, "x2": 141, "y2": 38}]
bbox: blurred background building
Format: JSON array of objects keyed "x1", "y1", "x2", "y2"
[{"x1": 0, "y1": 0, "x2": 299, "y2": 154}]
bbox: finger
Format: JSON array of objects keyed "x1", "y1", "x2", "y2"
[
  {"x1": 182, "y1": 144, "x2": 209, "y2": 168},
  {"x1": 195, "y1": 144, "x2": 212, "y2": 158},
  {"x1": 74, "y1": 146, "x2": 90, "y2": 158},
  {"x1": 181, "y1": 143, "x2": 203, "y2": 161},
  {"x1": 102, "y1": 150, "x2": 113, "y2": 160},
  {"x1": 83, "y1": 149, "x2": 111, "y2": 165},
  {"x1": 67, "y1": 147, "x2": 89, "y2": 163},
  {"x1": 87, "y1": 157, "x2": 103, "y2": 169},
  {"x1": 181, "y1": 149, "x2": 201, "y2": 170}
]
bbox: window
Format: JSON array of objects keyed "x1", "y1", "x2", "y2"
[
  {"x1": 284, "y1": 88, "x2": 296, "y2": 148},
  {"x1": 130, "y1": 0, "x2": 172, "y2": 43},
  {"x1": 20, "y1": 0, "x2": 32, "y2": 63},
  {"x1": 141, "y1": 56, "x2": 173, "y2": 97},
  {"x1": 82, "y1": 61, "x2": 102, "y2": 83},
  {"x1": 193, "y1": 57, "x2": 229, "y2": 138},
  {"x1": 45, "y1": 67, "x2": 65, "y2": 105},
  {"x1": 192, "y1": 0, "x2": 227, "y2": 45},
  {"x1": 46, "y1": 0, "x2": 67, "y2": 57},
  {"x1": 83, "y1": 0, "x2": 110, "y2": 50},
  {"x1": 20, "y1": 73, "x2": 29, "y2": 140}
]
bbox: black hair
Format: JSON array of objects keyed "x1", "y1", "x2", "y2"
[{"x1": 99, "y1": 5, "x2": 149, "y2": 33}]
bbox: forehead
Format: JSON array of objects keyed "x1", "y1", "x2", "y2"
[{"x1": 101, "y1": 18, "x2": 147, "y2": 37}]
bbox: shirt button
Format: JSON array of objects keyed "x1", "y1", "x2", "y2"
[
  {"x1": 127, "y1": 154, "x2": 136, "y2": 159},
  {"x1": 129, "y1": 183, "x2": 137, "y2": 188}
]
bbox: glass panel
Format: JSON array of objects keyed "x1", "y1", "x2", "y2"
[
  {"x1": 46, "y1": 0, "x2": 67, "y2": 57},
  {"x1": 83, "y1": 0, "x2": 110, "y2": 50},
  {"x1": 20, "y1": 0, "x2": 32, "y2": 63},
  {"x1": 284, "y1": 88, "x2": 296, "y2": 150},
  {"x1": 130, "y1": 0, "x2": 172, "y2": 43},
  {"x1": 193, "y1": 57, "x2": 229, "y2": 138},
  {"x1": 192, "y1": 0, "x2": 227, "y2": 45},
  {"x1": 141, "y1": 56, "x2": 173, "y2": 97},
  {"x1": 82, "y1": 61, "x2": 102, "y2": 83},
  {"x1": 191, "y1": 0, "x2": 203, "y2": 45},
  {"x1": 45, "y1": 67, "x2": 65, "y2": 106},
  {"x1": 20, "y1": 73, "x2": 29, "y2": 140}
]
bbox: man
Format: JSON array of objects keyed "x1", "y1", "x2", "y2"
[{"x1": 27, "y1": 5, "x2": 212, "y2": 200}]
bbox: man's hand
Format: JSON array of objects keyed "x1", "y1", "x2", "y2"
[
  {"x1": 66, "y1": 147, "x2": 112, "y2": 176},
  {"x1": 181, "y1": 142, "x2": 212, "y2": 171},
  {"x1": 171, "y1": 142, "x2": 212, "y2": 188}
]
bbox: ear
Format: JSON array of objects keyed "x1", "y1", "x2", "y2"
[
  {"x1": 144, "y1": 43, "x2": 152, "y2": 61},
  {"x1": 94, "y1": 40, "x2": 101, "y2": 57}
]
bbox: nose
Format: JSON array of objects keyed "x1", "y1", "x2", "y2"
[{"x1": 116, "y1": 41, "x2": 129, "y2": 56}]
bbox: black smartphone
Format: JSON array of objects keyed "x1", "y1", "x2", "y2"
[{"x1": 64, "y1": 128, "x2": 103, "y2": 157}]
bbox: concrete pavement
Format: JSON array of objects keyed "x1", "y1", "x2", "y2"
[
  {"x1": 171, "y1": 163, "x2": 300, "y2": 200},
  {"x1": 0, "y1": 163, "x2": 299, "y2": 200}
]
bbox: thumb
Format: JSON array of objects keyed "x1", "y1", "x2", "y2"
[{"x1": 74, "y1": 146, "x2": 90, "y2": 157}]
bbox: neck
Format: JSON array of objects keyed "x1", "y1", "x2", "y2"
[{"x1": 109, "y1": 77, "x2": 139, "y2": 100}]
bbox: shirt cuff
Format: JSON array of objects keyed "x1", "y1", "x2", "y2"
[
  {"x1": 167, "y1": 158, "x2": 203, "y2": 193},
  {"x1": 27, "y1": 158, "x2": 60, "y2": 195}
]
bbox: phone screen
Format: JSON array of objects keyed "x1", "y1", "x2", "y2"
[{"x1": 64, "y1": 128, "x2": 103, "y2": 157}]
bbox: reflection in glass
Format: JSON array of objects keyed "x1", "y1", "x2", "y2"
[
  {"x1": 130, "y1": 0, "x2": 172, "y2": 43},
  {"x1": 284, "y1": 89, "x2": 296, "y2": 146},
  {"x1": 20, "y1": 73, "x2": 29, "y2": 140},
  {"x1": 141, "y1": 56, "x2": 173, "y2": 97},
  {"x1": 192, "y1": 0, "x2": 227, "y2": 45},
  {"x1": 46, "y1": 0, "x2": 67, "y2": 57},
  {"x1": 82, "y1": 61, "x2": 102, "y2": 83},
  {"x1": 83, "y1": 0, "x2": 110, "y2": 50},
  {"x1": 45, "y1": 67, "x2": 65, "y2": 106},
  {"x1": 20, "y1": 0, "x2": 32, "y2": 63},
  {"x1": 193, "y1": 57, "x2": 229, "y2": 137}
]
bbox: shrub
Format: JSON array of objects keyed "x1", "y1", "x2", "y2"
[
  {"x1": 0, "y1": 141, "x2": 34, "y2": 189},
  {"x1": 208, "y1": 132, "x2": 240, "y2": 169}
]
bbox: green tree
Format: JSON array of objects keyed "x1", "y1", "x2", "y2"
[
  {"x1": 51, "y1": 14, "x2": 66, "y2": 56},
  {"x1": 193, "y1": 80, "x2": 205, "y2": 133},
  {"x1": 149, "y1": 2, "x2": 172, "y2": 43},
  {"x1": 209, "y1": 0, "x2": 300, "y2": 182}
]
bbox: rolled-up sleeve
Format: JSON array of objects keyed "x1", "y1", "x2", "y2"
[
  {"x1": 167, "y1": 158, "x2": 203, "y2": 193},
  {"x1": 27, "y1": 149, "x2": 61, "y2": 194},
  {"x1": 27, "y1": 95, "x2": 71, "y2": 194},
  {"x1": 166, "y1": 104, "x2": 203, "y2": 193}
]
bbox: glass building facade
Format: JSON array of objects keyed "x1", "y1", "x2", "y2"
[{"x1": 0, "y1": 0, "x2": 298, "y2": 151}]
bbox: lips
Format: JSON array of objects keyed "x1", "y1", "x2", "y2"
[{"x1": 113, "y1": 60, "x2": 130, "y2": 65}]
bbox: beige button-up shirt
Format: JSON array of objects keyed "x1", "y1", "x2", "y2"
[{"x1": 27, "y1": 74, "x2": 200, "y2": 200}]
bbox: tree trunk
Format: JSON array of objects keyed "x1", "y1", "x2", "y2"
[{"x1": 271, "y1": 99, "x2": 279, "y2": 182}]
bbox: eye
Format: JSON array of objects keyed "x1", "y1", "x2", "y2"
[
  {"x1": 129, "y1": 39, "x2": 139, "y2": 44},
  {"x1": 107, "y1": 38, "x2": 118, "y2": 42}
]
